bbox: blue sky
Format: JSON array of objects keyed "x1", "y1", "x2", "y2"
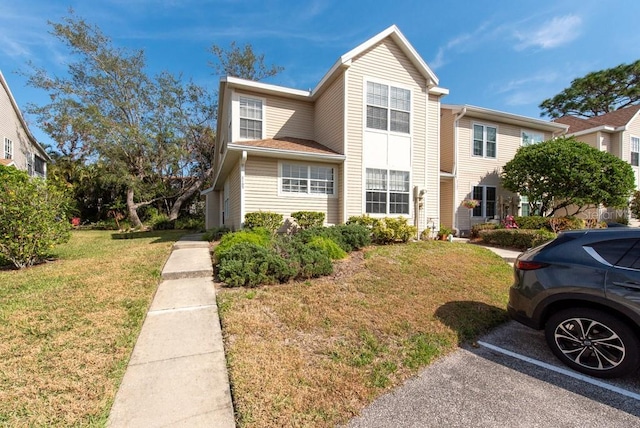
[{"x1": 1, "y1": 0, "x2": 640, "y2": 148}]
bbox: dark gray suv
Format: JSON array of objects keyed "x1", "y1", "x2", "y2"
[{"x1": 508, "y1": 228, "x2": 640, "y2": 378}]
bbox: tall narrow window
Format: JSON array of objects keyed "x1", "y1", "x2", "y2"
[
  {"x1": 366, "y1": 82, "x2": 411, "y2": 134},
  {"x1": 472, "y1": 124, "x2": 497, "y2": 158},
  {"x1": 631, "y1": 136, "x2": 640, "y2": 167},
  {"x1": 239, "y1": 97, "x2": 263, "y2": 139},
  {"x1": 365, "y1": 168, "x2": 387, "y2": 213},
  {"x1": 472, "y1": 186, "x2": 497, "y2": 218},
  {"x1": 4, "y1": 137, "x2": 12, "y2": 159}
]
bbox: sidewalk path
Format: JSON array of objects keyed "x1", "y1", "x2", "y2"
[{"x1": 108, "y1": 234, "x2": 235, "y2": 428}]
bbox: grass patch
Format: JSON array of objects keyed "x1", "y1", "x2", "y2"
[
  {"x1": 0, "y1": 229, "x2": 184, "y2": 426},
  {"x1": 218, "y1": 240, "x2": 512, "y2": 427}
]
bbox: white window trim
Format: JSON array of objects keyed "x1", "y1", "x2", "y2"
[
  {"x1": 631, "y1": 135, "x2": 640, "y2": 167},
  {"x1": 278, "y1": 161, "x2": 337, "y2": 198},
  {"x1": 231, "y1": 92, "x2": 266, "y2": 141},
  {"x1": 363, "y1": 167, "x2": 412, "y2": 217},
  {"x1": 471, "y1": 122, "x2": 498, "y2": 159},
  {"x1": 521, "y1": 129, "x2": 545, "y2": 147},
  {"x1": 4, "y1": 137, "x2": 13, "y2": 159},
  {"x1": 363, "y1": 77, "x2": 413, "y2": 136},
  {"x1": 471, "y1": 185, "x2": 497, "y2": 218}
]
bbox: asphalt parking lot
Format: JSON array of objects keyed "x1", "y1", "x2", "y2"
[{"x1": 347, "y1": 320, "x2": 640, "y2": 427}]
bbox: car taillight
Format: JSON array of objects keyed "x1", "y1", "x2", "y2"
[{"x1": 515, "y1": 260, "x2": 549, "y2": 270}]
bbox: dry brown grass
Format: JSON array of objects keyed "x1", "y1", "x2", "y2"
[
  {"x1": 0, "y1": 230, "x2": 184, "y2": 426},
  {"x1": 218, "y1": 240, "x2": 513, "y2": 427}
]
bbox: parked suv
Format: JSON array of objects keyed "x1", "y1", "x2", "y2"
[{"x1": 508, "y1": 228, "x2": 640, "y2": 378}]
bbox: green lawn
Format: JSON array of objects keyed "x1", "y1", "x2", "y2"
[{"x1": 0, "y1": 230, "x2": 184, "y2": 426}]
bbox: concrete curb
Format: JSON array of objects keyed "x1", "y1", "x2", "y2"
[{"x1": 108, "y1": 234, "x2": 235, "y2": 428}]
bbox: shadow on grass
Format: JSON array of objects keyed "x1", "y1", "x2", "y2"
[
  {"x1": 435, "y1": 301, "x2": 509, "y2": 344},
  {"x1": 110, "y1": 229, "x2": 195, "y2": 243}
]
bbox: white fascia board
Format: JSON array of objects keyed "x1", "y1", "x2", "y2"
[
  {"x1": 567, "y1": 125, "x2": 618, "y2": 138},
  {"x1": 429, "y1": 86, "x2": 449, "y2": 96},
  {"x1": 442, "y1": 104, "x2": 568, "y2": 132},
  {"x1": 222, "y1": 76, "x2": 311, "y2": 100}
]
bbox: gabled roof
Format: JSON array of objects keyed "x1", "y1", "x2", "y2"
[
  {"x1": 554, "y1": 104, "x2": 640, "y2": 135},
  {"x1": 0, "y1": 71, "x2": 51, "y2": 161},
  {"x1": 443, "y1": 104, "x2": 568, "y2": 133}
]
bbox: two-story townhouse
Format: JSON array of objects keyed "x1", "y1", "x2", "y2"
[
  {"x1": 202, "y1": 25, "x2": 449, "y2": 236},
  {"x1": 554, "y1": 104, "x2": 640, "y2": 221},
  {"x1": 440, "y1": 104, "x2": 568, "y2": 236},
  {"x1": 0, "y1": 71, "x2": 50, "y2": 177}
]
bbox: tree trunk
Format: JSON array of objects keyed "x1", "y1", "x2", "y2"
[
  {"x1": 168, "y1": 178, "x2": 204, "y2": 221},
  {"x1": 126, "y1": 187, "x2": 143, "y2": 228}
]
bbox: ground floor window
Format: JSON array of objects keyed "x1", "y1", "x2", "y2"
[
  {"x1": 281, "y1": 163, "x2": 334, "y2": 195},
  {"x1": 365, "y1": 168, "x2": 410, "y2": 214},
  {"x1": 472, "y1": 186, "x2": 496, "y2": 218}
]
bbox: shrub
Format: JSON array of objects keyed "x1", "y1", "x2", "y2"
[
  {"x1": 382, "y1": 217, "x2": 417, "y2": 243},
  {"x1": 217, "y1": 242, "x2": 294, "y2": 287},
  {"x1": 331, "y1": 223, "x2": 371, "y2": 251},
  {"x1": 291, "y1": 211, "x2": 325, "y2": 229},
  {"x1": 347, "y1": 215, "x2": 379, "y2": 228},
  {"x1": 308, "y1": 236, "x2": 347, "y2": 260},
  {"x1": 478, "y1": 229, "x2": 556, "y2": 250},
  {"x1": 214, "y1": 228, "x2": 272, "y2": 260},
  {"x1": 347, "y1": 215, "x2": 416, "y2": 244},
  {"x1": 279, "y1": 239, "x2": 334, "y2": 279},
  {"x1": 0, "y1": 165, "x2": 72, "y2": 268},
  {"x1": 471, "y1": 223, "x2": 499, "y2": 239},
  {"x1": 513, "y1": 216, "x2": 549, "y2": 231},
  {"x1": 203, "y1": 226, "x2": 232, "y2": 242},
  {"x1": 244, "y1": 211, "x2": 283, "y2": 232},
  {"x1": 175, "y1": 217, "x2": 205, "y2": 230},
  {"x1": 548, "y1": 216, "x2": 585, "y2": 232},
  {"x1": 149, "y1": 213, "x2": 175, "y2": 230}
]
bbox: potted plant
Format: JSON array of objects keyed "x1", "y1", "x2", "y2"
[
  {"x1": 438, "y1": 224, "x2": 453, "y2": 240},
  {"x1": 462, "y1": 199, "x2": 480, "y2": 209}
]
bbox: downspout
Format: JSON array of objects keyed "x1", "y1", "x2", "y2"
[
  {"x1": 453, "y1": 107, "x2": 467, "y2": 235},
  {"x1": 240, "y1": 150, "x2": 247, "y2": 228}
]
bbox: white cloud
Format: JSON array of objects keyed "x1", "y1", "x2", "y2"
[
  {"x1": 514, "y1": 15, "x2": 582, "y2": 50},
  {"x1": 429, "y1": 22, "x2": 491, "y2": 70}
]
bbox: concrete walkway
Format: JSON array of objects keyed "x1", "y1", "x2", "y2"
[{"x1": 108, "y1": 234, "x2": 235, "y2": 428}]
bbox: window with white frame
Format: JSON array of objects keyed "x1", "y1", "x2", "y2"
[
  {"x1": 281, "y1": 163, "x2": 334, "y2": 195},
  {"x1": 473, "y1": 124, "x2": 497, "y2": 158},
  {"x1": 472, "y1": 186, "x2": 496, "y2": 218},
  {"x1": 4, "y1": 137, "x2": 12, "y2": 159},
  {"x1": 631, "y1": 136, "x2": 640, "y2": 167},
  {"x1": 366, "y1": 82, "x2": 411, "y2": 134},
  {"x1": 522, "y1": 130, "x2": 544, "y2": 146},
  {"x1": 365, "y1": 168, "x2": 410, "y2": 214},
  {"x1": 239, "y1": 97, "x2": 263, "y2": 139}
]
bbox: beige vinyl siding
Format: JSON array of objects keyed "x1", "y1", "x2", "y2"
[
  {"x1": 440, "y1": 179, "x2": 454, "y2": 229},
  {"x1": 244, "y1": 157, "x2": 341, "y2": 224},
  {"x1": 345, "y1": 38, "x2": 430, "y2": 221},
  {"x1": 424, "y1": 94, "x2": 441, "y2": 224},
  {"x1": 625, "y1": 114, "x2": 640, "y2": 190},
  {"x1": 575, "y1": 132, "x2": 599, "y2": 150},
  {"x1": 440, "y1": 108, "x2": 455, "y2": 173},
  {"x1": 216, "y1": 88, "x2": 232, "y2": 170},
  {"x1": 314, "y1": 74, "x2": 345, "y2": 154},
  {"x1": 235, "y1": 90, "x2": 315, "y2": 140},
  {"x1": 228, "y1": 162, "x2": 242, "y2": 230}
]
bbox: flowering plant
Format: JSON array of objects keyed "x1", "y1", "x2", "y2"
[{"x1": 462, "y1": 199, "x2": 479, "y2": 209}]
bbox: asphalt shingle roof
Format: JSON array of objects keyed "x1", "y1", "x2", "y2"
[{"x1": 554, "y1": 104, "x2": 640, "y2": 133}]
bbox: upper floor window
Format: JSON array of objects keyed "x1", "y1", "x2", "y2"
[
  {"x1": 631, "y1": 136, "x2": 639, "y2": 167},
  {"x1": 522, "y1": 130, "x2": 544, "y2": 146},
  {"x1": 34, "y1": 155, "x2": 46, "y2": 177},
  {"x1": 365, "y1": 168, "x2": 410, "y2": 214},
  {"x1": 473, "y1": 124, "x2": 497, "y2": 158},
  {"x1": 472, "y1": 186, "x2": 496, "y2": 218},
  {"x1": 4, "y1": 137, "x2": 12, "y2": 159},
  {"x1": 366, "y1": 82, "x2": 411, "y2": 134},
  {"x1": 281, "y1": 163, "x2": 334, "y2": 195},
  {"x1": 239, "y1": 97, "x2": 263, "y2": 140}
]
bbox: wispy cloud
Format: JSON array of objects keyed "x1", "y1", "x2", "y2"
[
  {"x1": 430, "y1": 22, "x2": 492, "y2": 70},
  {"x1": 514, "y1": 15, "x2": 582, "y2": 50}
]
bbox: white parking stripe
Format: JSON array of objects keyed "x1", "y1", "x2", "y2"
[{"x1": 477, "y1": 341, "x2": 640, "y2": 401}]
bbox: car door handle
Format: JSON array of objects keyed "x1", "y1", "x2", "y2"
[{"x1": 612, "y1": 281, "x2": 640, "y2": 291}]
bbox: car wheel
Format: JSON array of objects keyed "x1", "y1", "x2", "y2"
[{"x1": 545, "y1": 308, "x2": 640, "y2": 378}]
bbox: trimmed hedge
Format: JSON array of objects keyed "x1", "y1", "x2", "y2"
[
  {"x1": 471, "y1": 222, "x2": 500, "y2": 239},
  {"x1": 478, "y1": 229, "x2": 556, "y2": 250},
  {"x1": 244, "y1": 211, "x2": 283, "y2": 232},
  {"x1": 291, "y1": 211, "x2": 325, "y2": 229},
  {"x1": 347, "y1": 215, "x2": 417, "y2": 244}
]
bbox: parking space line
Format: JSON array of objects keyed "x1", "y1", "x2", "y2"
[{"x1": 477, "y1": 341, "x2": 640, "y2": 401}]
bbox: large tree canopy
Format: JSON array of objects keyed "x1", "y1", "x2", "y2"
[
  {"x1": 540, "y1": 60, "x2": 640, "y2": 118},
  {"x1": 208, "y1": 41, "x2": 283, "y2": 81},
  {"x1": 501, "y1": 137, "x2": 635, "y2": 216}
]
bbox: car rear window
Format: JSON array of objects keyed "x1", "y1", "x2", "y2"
[
  {"x1": 588, "y1": 238, "x2": 638, "y2": 265},
  {"x1": 615, "y1": 240, "x2": 640, "y2": 269}
]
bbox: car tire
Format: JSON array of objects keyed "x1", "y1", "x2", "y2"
[{"x1": 544, "y1": 308, "x2": 640, "y2": 378}]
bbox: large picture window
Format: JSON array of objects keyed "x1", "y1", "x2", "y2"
[
  {"x1": 522, "y1": 130, "x2": 544, "y2": 146},
  {"x1": 631, "y1": 136, "x2": 640, "y2": 167},
  {"x1": 281, "y1": 164, "x2": 334, "y2": 195},
  {"x1": 472, "y1": 186, "x2": 496, "y2": 218},
  {"x1": 239, "y1": 97, "x2": 263, "y2": 139},
  {"x1": 366, "y1": 82, "x2": 411, "y2": 134},
  {"x1": 366, "y1": 168, "x2": 410, "y2": 214},
  {"x1": 473, "y1": 124, "x2": 497, "y2": 158}
]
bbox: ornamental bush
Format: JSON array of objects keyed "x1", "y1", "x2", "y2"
[
  {"x1": 291, "y1": 211, "x2": 325, "y2": 229},
  {"x1": 470, "y1": 223, "x2": 500, "y2": 238},
  {"x1": 307, "y1": 236, "x2": 347, "y2": 260},
  {"x1": 0, "y1": 165, "x2": 72, "y2": 269},
  {"x1": 331, "y1": 223, "x2": 371, "y2": 251},
  {"x1": 217, "y1": 242, "x2": 294, "y2": 287},
  {"x1": 214, "y1": 227, "x2": 272, "y2": 260},
  {"x1": 478, "y1": 229, "x2": 556, "y2": 250},
  {"x1": 512, "y1": 216, "x2": 549, "y2": 231},
  {"x1": 244, "y1": 211, "x2": 283, "y2": 232}
]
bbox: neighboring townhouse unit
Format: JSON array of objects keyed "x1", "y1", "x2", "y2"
[
  {"x1": 203, "y1": 25, "x2": 449, "y2": 236},
  {"x1": 440, "y1": 104, "x2": 567, "y2": 236},
  {"x1": 0, "y1": 71, "x2": 50, "y2": 177}
]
